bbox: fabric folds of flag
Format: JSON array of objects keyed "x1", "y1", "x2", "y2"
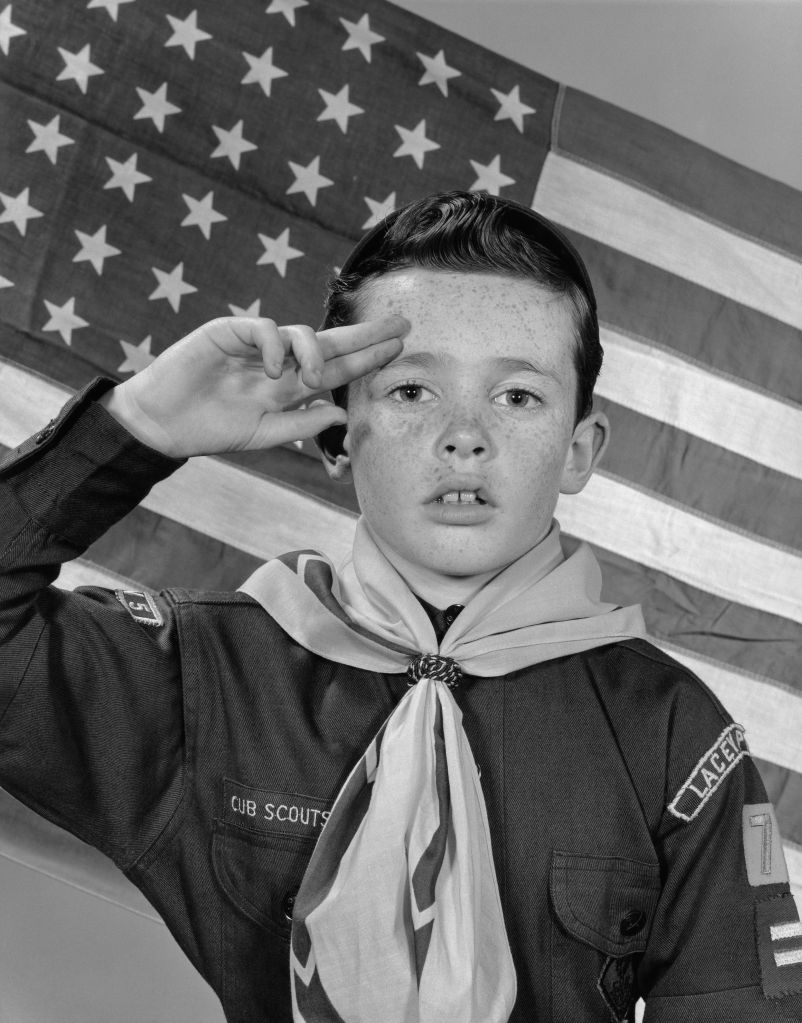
[{"x1": 0, "y1": 0, "x2": 800, "y2": 911}]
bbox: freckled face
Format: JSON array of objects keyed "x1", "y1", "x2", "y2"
[{"x1": 345, "y1": 269, "x2": 582, "y2": 577}]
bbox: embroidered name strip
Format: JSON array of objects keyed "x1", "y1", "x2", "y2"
[
  {"x1": 223, "y1": 779, "x2": 331, "y2": 840},
  {"x1": 668, "y1": 722, "x2": 749, "y2": 822}
]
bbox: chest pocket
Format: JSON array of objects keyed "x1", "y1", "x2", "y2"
[
  {"x1": 550, "y1": 851, "x2": 661, "y2": 1022},
  {"x1": 212, "y1": 820, "x2": 312, "y2": 941}
]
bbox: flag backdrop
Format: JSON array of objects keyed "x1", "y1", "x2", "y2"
[{"x1": 1, "y1": 0, "x2": 800, "y2": 919}]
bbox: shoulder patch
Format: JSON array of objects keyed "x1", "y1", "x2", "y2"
[
  {"x1": 115, "y1": 589, "x2": 163, "y2": 627},
  {"x1": 668, "y1": 722, "x2": 749, "y2": 822},
  {"x1": 743, "y1": 803, "x2": 789, "y2": 887},
  {"x1": 755, "y1": 895, "x2": 802, "y2": 997}
]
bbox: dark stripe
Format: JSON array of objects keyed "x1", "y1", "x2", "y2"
[
  {"x1": 559, "y1": 87, "x2": 802, "y2": 257},
  {"x1": 292, "y1": 961, "x2": 348, "y2": 1023},
  {"x1": 595, "y1": 400, "x2": 802, "y2": 551},
  {"x1": 562, "y1": 535, "x2": 801, "y2": 693},
  {"x1": 574, "y1": 233, "x2": 801, "y2": 404}
]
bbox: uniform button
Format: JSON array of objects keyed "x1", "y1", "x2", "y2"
[
  {"x1": 283, "y1": 886, "x2": 299, "y2": 920},
  {"x1": 619, "y1": 909, "x2": 647, "y2": 937}
]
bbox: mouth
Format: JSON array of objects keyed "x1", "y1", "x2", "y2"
[{"x1": 435, "y1": 490, "x2": 487, "y2": 505}]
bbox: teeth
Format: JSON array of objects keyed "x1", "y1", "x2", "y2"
[{"x1": 439, "y1": 490, "x2": 479, "y2": 504}]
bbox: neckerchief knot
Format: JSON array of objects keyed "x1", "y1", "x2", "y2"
[{"x1": 407, "y1": 652, "x2": 462, "y2": 689}]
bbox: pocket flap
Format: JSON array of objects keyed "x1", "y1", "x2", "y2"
[{"x1": 550, "y1": 851, "x2": 661, "y2": 956}]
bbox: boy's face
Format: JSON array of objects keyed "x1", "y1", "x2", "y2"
[{"x1": 338, "y1": 269, "x2": 607, "y2": 578}]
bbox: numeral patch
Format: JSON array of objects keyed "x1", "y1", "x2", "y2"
[
  {"x1": 115, "y1": 589, "x2": 163, "y2": 627},
  {"x1": 743, "y1": 803, "x2": 789, "y2": 887}
]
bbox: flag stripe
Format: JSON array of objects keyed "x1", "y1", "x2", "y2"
[
  {"x1": 574, "y1": 233, "x2": 801, "y2": 406},
  {"x1": 596, "y1": 328, "x2": 802, "y2": 480},
  {"x1": 556, "y1": 87, "x2": 802, "y2": 259},
  {"x1": 654, "y1": 640, "x2": 802, "y2": 775},
  {"x1": 595, "y1": 400, "x2": 801, "y2": 552},
  {"x1": 3, "y1": 360, "x2": 799, "y2": 625},
  {"x1": 533, "y1": 152, "x2": 802, "y2": 330},
  {"x1": 556, "y1": 474, "x2": 802, "y2": 625}
]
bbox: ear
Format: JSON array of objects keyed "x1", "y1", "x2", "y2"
[
  {"x1": 559, "y1": 410, "x2": 610, "y2": 494},
  {"x1": 316, "y1": 421, "x2": 353, "y2": 483}
]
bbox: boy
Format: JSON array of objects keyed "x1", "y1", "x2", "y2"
[{"x1": 1, "y1": 190, "x2": 800, "y2": 1022}]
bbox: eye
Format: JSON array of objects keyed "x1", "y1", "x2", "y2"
[
  {"x1": 493, "y1": 388, "x2": 541, "y2": 409},
  {"x1": 388, "y1": 381, "x2": 436, "y2": 403}
]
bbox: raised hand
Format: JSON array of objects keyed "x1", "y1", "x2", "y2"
[{"x1": 100, "y1": 314, "x2": 408, "y2": 457}]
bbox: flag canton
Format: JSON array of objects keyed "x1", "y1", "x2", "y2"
[{"x1": 0, "y1": 0, "x2": 556, "y2": 389}]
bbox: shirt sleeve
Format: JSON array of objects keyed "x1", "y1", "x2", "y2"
[
  {"x1": 0, "y1": 379, "x2": 189, "y2": 869},
  {"x1": 639, "y1": 672, "x2": 802, "y2": 1020}
]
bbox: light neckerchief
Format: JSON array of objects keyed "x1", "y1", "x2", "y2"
[{"x1": 240, "y1": 519, "x2": 646, "y2": 1023}]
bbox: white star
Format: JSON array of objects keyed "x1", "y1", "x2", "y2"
[
  {"x1": 339, "y1": 13, "x2": 383, "y2": 63},
  {"x1": 286, "y1": 155, "x2": 333, "y2": 206},
  {"x1": 0, "y1": 187, "x2": 44, "y2": 236},
  {"x1": 117, "y1": 335, "x2": 156, "y2": 374},
  {"x1": 241, "y1": 46, "x2": 287, "y2": 98},
  {"x1": 490, "y1": 85, "x2": 535, "y2": 133},
  {"x1": 416, "y1": 49, "x2": 460, "y2": 97},
  {"x1": 393, "y1": 119, "x2": 439, "y2": 170},
  {"x1": 257, "y1": 228, "x2": 303, "y2": 277},
  {"x1": 210, "y1": 120, "x2": 257, "y2": 169},
  {"x1": 181, "y1": 190, "x2": 227, "y2": 238},
  {"x1": 134, "y1": 82, "x2": 181, "y2": 132},
  {"x1": 165, "y1": 10, "x2": 211, "y2": 59},
  {"x1": 0, "y1": 274, "x2": 14, "y2": 288},
  {"x1": 0, "y1": 5, "x2": 27, "y2": 55},
  {"x1": 229, "y1": 299, "x2": 261, "y2": 317},
  {"x1": 362, "y1": 192, "x2": 396, "y2": 229},
  {"x1": 26, "y1": 115, "x2": 74, "y2": 164},
  {"x1": 87, "y1": 0, "x2": 135, "y2": 21},
  {"x1": 469, "y1": 154, "x2": 515, "y2": 195},
  {"x1": 317, "y1": 84, "x2": 363, "y2": 134},
  {"x1": 266, "y1": 0, "x2": 307, "y2": 26},
  {"x1": 103, "y1": 153, "x2": 151, "y2": 201},
  {"x1": 56, "y1": 44, "x2": 104, "y2": 94},
  {"x1": 149, "y1": 262, "x2": 197, "y2": 312},
  {"x1": 42, "y1": 297, "x2": 88, "y2": 345},
  {"x1": 73, "y1": 225, "x2": 121, "y2": 274}
]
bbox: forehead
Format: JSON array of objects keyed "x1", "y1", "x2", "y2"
[{"x1": 355, "y1": 268, "x2": 579, "y2": 377}]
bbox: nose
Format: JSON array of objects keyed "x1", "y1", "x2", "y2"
[{"x1": 436, "y1": 413, "x2": 495, "y2": 462}]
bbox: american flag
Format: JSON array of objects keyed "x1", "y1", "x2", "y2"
[{"x1": 1, "y1": 0, "x2": 800, "y2": 1002}]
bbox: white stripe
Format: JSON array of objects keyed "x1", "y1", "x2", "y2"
[
  {"x1": 787, "y1": 846, "x2": 802, "y2": 906},
  {"x1": 4, "y1": 360, "x2": 800, "y2": 623},
  {"x1": 775, "y1": 948, "x2": 802, "y2": 968},
  {"x1": 654, "y1": 640, "x2": 802, "y2": 776},
  {"x1": 533, "y1": 152, "x2": 802, "y2": 330},
  {"x1": 143, "y1": 457, "x2": 356, "y2": 566},
  {"x1": 55, "y1": 560, "x2": 142, "y2": 592},
  {"x1": 596, "y1": 328, "x2": 802, "y2": 480},
  {"x1": 556, "y1": 473, "x2": 802, "y2": 625},
  {"x1": 771, "y1": 922, "x2": 802, "y2": 941}
]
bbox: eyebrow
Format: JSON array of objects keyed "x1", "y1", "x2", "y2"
[{"x1": 374, "y1": 352, "x2": 556, "y2": 379}]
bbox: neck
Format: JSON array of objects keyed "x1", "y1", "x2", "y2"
[{"x1": 364, "y1": 527, "x2": 503, "y2": 609}]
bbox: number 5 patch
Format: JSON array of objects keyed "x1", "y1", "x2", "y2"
[
  {"x1": 743, "y1": 803, "x2": 789, "y2": 887},
  {"x1": 116, "y1": 589, "x2": 163, "y2": 627}
]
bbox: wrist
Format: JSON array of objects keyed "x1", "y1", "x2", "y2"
[{"x1": 98, "y1": 384, "x2": 181, "y2": 457}]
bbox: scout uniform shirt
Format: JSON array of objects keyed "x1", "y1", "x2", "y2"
[{"x1": 1, "y1": 379, "x2": 801, "y2": 1023}]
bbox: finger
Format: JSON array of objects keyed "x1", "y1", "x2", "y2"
[
  {"x1": 316, "y1": 314, "x2": 409, "y2": 360},
  {"x1": 236, "y1": 318, "x2": 286, "y2": 379},
  {"x1": 321, "y1": 335, "x2": 404, "y2": 393},
  {"x1": 278, "y1": 324, "x2": 325, "y2": 389},
  {"x1": 249, "y1": 404, "x2": 348, "y2": 451}
]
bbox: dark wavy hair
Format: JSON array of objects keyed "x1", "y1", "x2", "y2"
[{"x1": 320, "y1": 190, "x2": 602, "y2": 447}]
